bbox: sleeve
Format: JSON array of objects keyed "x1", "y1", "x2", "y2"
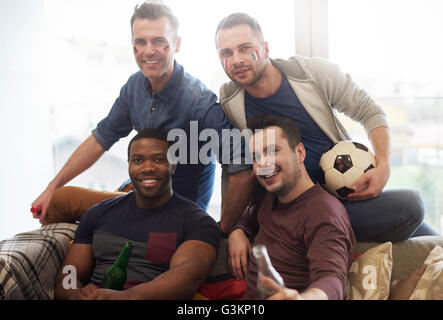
[
  {"x1": 91, "y1": 78, "x2": 133, "y2": 151},
  {"x1": 232, "y1": 203, "x2": 259, "y2": 239},
  {"x1": 73, "y1": 205, "x2": 100, "y2": 244},
  {"x1": 303, "y1": 199, "x2": 355, "y2": 300},
  {"x1": 183, "y1": 209, "x2": 221, "y2": 251},
  {"x1": 198, "y1": 93, "x2": 251, "y2": 174},
  {"x1": 307, "y1": 57, "x2": 389, "y2": 136}
]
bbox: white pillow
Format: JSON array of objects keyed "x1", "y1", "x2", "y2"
[
  {"x1": 346, "y1": 242, "x2": 393, "y2": 300},
  {"x1": 410, "y1": 245, "x2": 443, "y2": 300}
]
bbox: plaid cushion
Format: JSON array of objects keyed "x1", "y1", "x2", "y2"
[{"x1": 0, "y1": 223, "x2": 78, "y2": 300}]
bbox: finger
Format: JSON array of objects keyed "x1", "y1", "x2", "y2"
[
  {"x1": 240, "y1": 252, "x2": 249, "y2": 280},
  {"x1": 39, "y1": 206, "x2": 48, "y2": 224},
  {"x1": 352, "y1": 174, "x2": 370, "y2": 192},
  {"x1": 259, "y1": 276, "x2": 281, "y2": 292},
  {"x1": 234, "y1": 255, "x2": 245, "y2": 280}
]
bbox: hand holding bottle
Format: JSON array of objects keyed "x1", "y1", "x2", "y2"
[{"x1": 252, "y1": 244, "x2": 285, "y2": 299}]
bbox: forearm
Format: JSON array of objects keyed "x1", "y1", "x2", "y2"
[
  {"x1": 220, "y1": 169, "x2": 255, "y2": 233},
  {"x1": 50, "y1": 135, "x2": 105, "y2": 189},
  {"x1": 300, "y1": 288, "x2": 329, "y2": 300},
  {"x1": 368, "y1": 126, "x2": 390, "y2": 168},
  {"x1": 124, "y1": 262, "x2": 210, "y2": 300}
]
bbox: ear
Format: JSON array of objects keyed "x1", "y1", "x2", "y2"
[
  {"x1": 263, "y1": 41, "x2": 270, "y2": 59},
  {"x1": 174, "y1": 36, "x2": 182, "y2": 53},
  {"x1": 296, "y1": 142, "x2": 306, "y2": 164},
  {"x1": 171, "y1": 163, "x2": 177, "y2": 174}
]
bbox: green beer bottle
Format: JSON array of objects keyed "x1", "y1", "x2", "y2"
[{"x1": 102, "y1": 241, "x2": 132, "y2": 290}]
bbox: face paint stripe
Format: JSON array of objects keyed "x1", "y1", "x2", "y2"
[
  {"x1": 222, "y1": 59, "x2": 228, "y2": 70},
  {"x1": 252, "y1": 51, "x2": 259, "y2": 61}
]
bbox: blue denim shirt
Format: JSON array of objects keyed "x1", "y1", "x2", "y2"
[{"x1": 92, "y1": 61, "x2": 246, "y2": 209}]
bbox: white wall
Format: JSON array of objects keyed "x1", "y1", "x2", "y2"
[{"x1": 0, "y1": 1, "x2": 50, "y2": 238}]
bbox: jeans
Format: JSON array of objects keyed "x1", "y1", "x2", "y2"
[{"x1": 344, "y1": 189, "x2": 439, "y2": 242}]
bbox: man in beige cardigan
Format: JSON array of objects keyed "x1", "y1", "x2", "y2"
[{"x1": 214, "y1": 12, "x2": 438, "y2": 245}]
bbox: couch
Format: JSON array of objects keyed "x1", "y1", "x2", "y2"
[{"x1": 1, "y1": 222, "x2": 443, "y2": 300}]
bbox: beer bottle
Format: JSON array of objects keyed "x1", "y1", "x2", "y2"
[
  {"x1": 252, "y1": 244, "x2": 284, "y2": 299},
  {"x1": 102, "y1": 241, "x2": 132, "y2": 290}
]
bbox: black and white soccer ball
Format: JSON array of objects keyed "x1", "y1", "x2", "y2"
[{"x1": 318, "y1": 141, "x2": 376, "y2": 200}]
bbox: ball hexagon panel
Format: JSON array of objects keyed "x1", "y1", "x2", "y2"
[
  {"x1": 350, "y1": 148, "x2": 376, "y2": 171},
  {"x1": 342, "y1": 166, "x2": 365, "y2": 188},
  {"x1": 319, "y1": 149, "x2": 337, "y2": 170},
  {"x1": 332, "y1": 141, "x2": 356, "y2": 155}
]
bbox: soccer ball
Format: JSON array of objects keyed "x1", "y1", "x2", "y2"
[{"x1": 318, "y1": 141, "x2": 376, "y2": 200}]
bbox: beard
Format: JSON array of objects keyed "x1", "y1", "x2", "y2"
[
  {"x1": 264, "y1": 166, "x2": 302, "y2": 199},
  {"x1": 230, "y1": 63, "x2": 266, "y2": 87}
]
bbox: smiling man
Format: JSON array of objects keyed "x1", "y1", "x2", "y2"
[
  {"x1": 55, "y1": 129, "x2": 220, "y2": 300},
  {"x1": 215, "y1": 12, "x2": 438, "y2": 242},
  {"x1": 33, "y1": 4, "x2": 252, "y2": 233},
  {"x1": 228, "y1": 115, "x2": 355, "y2": 300}
]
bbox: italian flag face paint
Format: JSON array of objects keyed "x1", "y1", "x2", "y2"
[
  {"x1": 252, "y1": 50, "x2": 260, "y2": 61},
  {"x1": 222, "y1": 59, "x2": 229, "y2": 70}
]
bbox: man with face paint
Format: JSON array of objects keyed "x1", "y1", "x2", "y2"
[
  {"x1": 32, "y1": 4, "x2": 253, "y2": 233},
  {"x1": 214, "y1": 12, "x2": 439, "y2": 247}
]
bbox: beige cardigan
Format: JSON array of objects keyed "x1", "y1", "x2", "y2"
[{"x1": 218, "y1": 55, "x2": 389, "y2": 195}]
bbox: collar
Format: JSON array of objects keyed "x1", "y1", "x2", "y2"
[{"x1": 144, "y1": 60, "x2": 182, "y2": 103}]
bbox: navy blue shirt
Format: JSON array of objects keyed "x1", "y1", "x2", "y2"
[
  {"x1": 245, "y1": 74, "x2": 333, "y2": 182},
  {"x1": 92, "y1": 61, "x2": 245, "y2": 209},
  {"x1": 74, "y1": 192, "x2": 220, "y2": 286}
]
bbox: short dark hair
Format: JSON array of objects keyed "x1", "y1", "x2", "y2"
[
  {"x1": 216, "y1": 12, "x2": 264, "y2": 43},
  {"x1": 127, "y1": 128, "x2": 171, "y2": 160},
  {"x1": 247, "y1": 115, "x2": 302, "y2": 150},
  {"x1": 130, "y1": 2, "x2": 179, "y2": 38}
]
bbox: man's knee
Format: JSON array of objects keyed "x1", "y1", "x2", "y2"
[{"x1": 401, "y1": 189, "x2": 425, "y2": 226}]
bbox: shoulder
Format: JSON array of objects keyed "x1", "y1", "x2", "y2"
[
  {"x1": 305, "y1": 185, "x2": 348, "y2": 221},
  {"x1": 176, "y1": 63, "x2": 217, "y2": 102},
  {"x1": 83, "y1": 192, "x2": 134, "y2": 220},
  {"x1": 219, "y1": 81, "x2": 242, "y2": 104},
  {"x1": 173, "y1": 193, "x2": 214, "y2": 219}
]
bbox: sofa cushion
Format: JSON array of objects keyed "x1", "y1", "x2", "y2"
[
  {"x1": 354, "y1": 236, "x2": 443, "y2": 281},
  {"x1": 0, "y1": 223, "x2": 77, "y2": 299},
  {"x1": 410, "y1": 245, "x2": 443, "y2": 299},
  {"x1": 346, "y1": 242, "x2": 393, "y2": 300}
]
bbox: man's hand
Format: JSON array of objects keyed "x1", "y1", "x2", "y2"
[
  {"x1": 228, "y1": 229, "x2": 251, "y2": 280},
  {"x1": 348, "y1": 126, "x2": 391, "y2": 202},
  {"x1": 347, "y1": 162, "x2": 390, "y2": 201},
  {"x1": 81, "y1": 287, "x2": 129, "y2": 300},
  {"x1": 260, "y1": 277, "x2": 303, "y2": 300},
  {"x1": 31, "y1": 184, "x2": 56, "y2": 223}
]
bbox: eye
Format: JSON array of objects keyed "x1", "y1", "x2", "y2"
[
  {"x1": 131, "y1": 157, "x2": 143, "y2": 164},
  {"x1": 154, "y1": 157, "x2": 166, "y2": 163},
  {"x1": 153, "y1": 38, "x2": 166, "y2": 45},
  {"x1": 134, "y1": 39, "x2": 146, "y2": 46},
  {"x1": 239, "y1": 45, "x2": 252, "y2": 53},
  {"x1": 219, "y1": 50, "x2": 232, "y2": 58}
]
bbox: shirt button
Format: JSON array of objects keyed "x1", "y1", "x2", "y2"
[{"x1": 151, "y1": 107, "x2": 156, "y2": 111}]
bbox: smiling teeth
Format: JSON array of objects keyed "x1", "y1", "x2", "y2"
[
  {"x1": 264, "y1": 171, "x2": 278, "y2": 179},
  {"x1": 144, "y1": 60, "x2": 159, "y2": 64},
  {"x1": 142, "y1": 179, "x2": 156, "y2": 183}
]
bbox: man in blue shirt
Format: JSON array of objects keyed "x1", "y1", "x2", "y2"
[{"x1": 32, "y1": 3, "x2": 253, "y2": 233}]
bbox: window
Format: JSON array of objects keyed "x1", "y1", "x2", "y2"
[
  {"x1": 328, "y1": 0, "x2": 443, "y2": 233},
  {"x1": 0, "y1": 0, "x2": 295, "y2": 238}
]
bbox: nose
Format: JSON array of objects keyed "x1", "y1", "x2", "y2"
[
  {"x1": 232, "y1": 50, "x2": 245, "y2": 67},
  {"x1": 141, "y1": 160, "x2": 156, "y2": 173}
]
